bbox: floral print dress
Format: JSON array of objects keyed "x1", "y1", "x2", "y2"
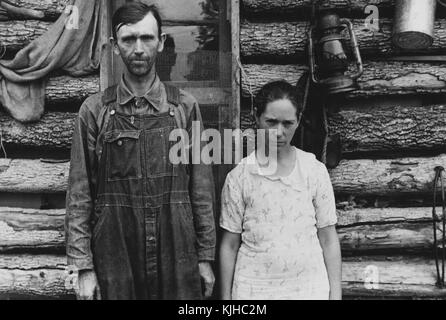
[{"x1": 220, "y1": 147, "x2": 338, "y2": 300}]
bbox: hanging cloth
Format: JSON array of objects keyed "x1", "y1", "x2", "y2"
[{"x1": 0, "y1": 0, "x2": 105, "y2": 122}]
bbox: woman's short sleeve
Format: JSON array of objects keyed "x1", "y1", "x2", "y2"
[
  {"x1": 313, "y1": 161, "x2": 338, "y2": 229},
  {"x1": 220, "y1": 173, "x2": 244, "y2": 234}
]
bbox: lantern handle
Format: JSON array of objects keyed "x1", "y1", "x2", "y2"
[
  {"x1": 340, "y1": 18, "x2": 364, "y2": 80},
  {"x1": 308, "y1": 26, "x2": 320, "y2": 84}
]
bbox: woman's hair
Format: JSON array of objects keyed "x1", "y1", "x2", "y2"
[
  {"x1": 254, "y1": 79, "x2": 306, "y2": 118},
  {"x1": 112, "y1": 2, "x2": 163, "y2": 40}
]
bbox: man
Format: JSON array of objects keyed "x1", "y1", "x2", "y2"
[{"x1": 65, "y1": 2, "x2": 216, "y2": 300}]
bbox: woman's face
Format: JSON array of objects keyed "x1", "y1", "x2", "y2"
[{"x1": 256, "y1": 98, "x2": 300, "y2": 150}]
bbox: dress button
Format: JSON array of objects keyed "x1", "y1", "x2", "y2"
[
  {"x1": 169, "y1": 110, "x2": 175, "y2": 117},
  {"x1": 110, "y1": 110, "x2": 116, "y2": 115},
  {"x1": 117, "y1": 140, "x2": 123, "y2": 146}
]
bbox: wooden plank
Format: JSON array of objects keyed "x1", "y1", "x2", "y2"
[
  {"x1": 241, "y1": 19, "x2": 446, "y2": 60},
  {"x1": 242, "y1": 61, "x2": 446, "y2": 98}
]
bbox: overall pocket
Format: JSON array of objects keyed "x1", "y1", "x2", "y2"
[
  {"x1": 145, "y1": 126, "x2": 177, "y2": 178},
  {"x1": 104, "y1": 130, "x2": 142, "y2": 181}
]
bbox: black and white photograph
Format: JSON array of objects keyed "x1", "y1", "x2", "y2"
[{"x1": 0, "y1": 0, "x2": 445, "y2": 305}]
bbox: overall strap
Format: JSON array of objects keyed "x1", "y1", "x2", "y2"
[{"x1": 165, "y1": 83, "x2": 187, "y2": 130}]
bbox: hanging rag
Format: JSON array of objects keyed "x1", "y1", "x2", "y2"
[{"x1": 0, "y1": 0, "x2": 105, "y2": 122}]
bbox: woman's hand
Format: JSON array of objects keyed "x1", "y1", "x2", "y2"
[{"x1": 317, "y1": 225, "x2": 342, "y2": 300}]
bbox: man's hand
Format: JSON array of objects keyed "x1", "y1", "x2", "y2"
[
  {"x1": 198, "y1": 262, "x2": 215, "y2": 298},
  {"x1": 77, "y1": 270, "x2": 101, "y2": 300}
]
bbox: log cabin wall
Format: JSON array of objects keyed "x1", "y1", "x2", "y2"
[{"x1": 239, "y1": 0, "x2": 446, "y2": 299}]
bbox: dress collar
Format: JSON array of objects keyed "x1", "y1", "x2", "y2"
[
  {"x1": 117, "y1": 74, "x2": 162, "y2": 110},
  {"x1": 246, "y1": 147, "x2": 305, "y2": 191}
]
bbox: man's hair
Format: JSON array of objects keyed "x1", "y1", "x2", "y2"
[{"x1": 112, "y1": 1, "x2": 163, "y2": 40}]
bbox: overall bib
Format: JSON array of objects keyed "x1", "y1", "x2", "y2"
[{"x1": 91, "y1": 88, "x2": 202, "y2": 300}]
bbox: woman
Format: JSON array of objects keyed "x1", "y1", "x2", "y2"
[{"x1": 219, "y1": 80, "x2": 342, "y2": 300}]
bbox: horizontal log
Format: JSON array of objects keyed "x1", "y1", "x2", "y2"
[
  {"x1": 330, "y1": 154, "x2": 446, "y2": 196},
  {"x1": 0, "y1": 111, "x2": 76, "y2": 149},
  {"x1": 328, "y1": 104, "x2": 446, "y2": 155},
  {"x1": 1, "y1": 152, "x2": 444, "y2": 195},
  {"x1": 46, "y1": 75, "x2": 99, "y2": 105},
  {"x1": 242, "y1": 0, "x2": 394, "y2": 14},
  {"x1": 0, "y1": 254, "x2": 72, "y2": 299},
  {"x1": 0, "y1": 20, "x2": 51, "y2": 52},
  {"x1": 2, "y1": 74, "x2": 226, "y2": 115},
  {"x1": 1, "y1": 0, "x2": 68, "y2": 20},
  {"x1": 0, "y1": 206, "x2": 441, "y2": 255},
  {"x1": 241, "y1": 19, "x2": 446, "y2": 60},
  {"x1": 9, "y1": 103, "x2": 446, "y2": 154},
  {"x1": 339, "y1": 223, "x2": 435, "y2": 253},
  {"x1": 242, "y1": 61, "x2": 446, "y2": 98},
  {"x1": 0, "y1": 253, "x2": 444, "y2": 299},
  {"x1": 241, "y1": 104, "x2": 446, "y2": 155},
  {"x1": 342, "y1": 255, "x2": 446, "y2": 298},
  {"x1": 337, "y1": 207, "x2": 436, "y2": 227},
  {"x1": 0, "y1": 159, "x2": 68, "y2": 194},
  {"x1": 0, "y1": 207, "x2": 64, "y2": 252}
]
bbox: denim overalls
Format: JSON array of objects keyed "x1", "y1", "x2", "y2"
[{"x1": 91, "y1": 86, "x2": 202, "y2": 300}]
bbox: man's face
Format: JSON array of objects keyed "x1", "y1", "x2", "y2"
[{"x1": 113, "y1": 13, "x2": 166, "y2": 77}]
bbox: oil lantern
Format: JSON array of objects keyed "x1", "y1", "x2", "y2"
[{"x1": 308, "y1": 11, "x2": 363, "y2": 95}]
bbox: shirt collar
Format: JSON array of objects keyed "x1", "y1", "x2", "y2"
[
  {"x1": 246, "y1": 147, "x2": 305, "y2": 191},
  {"x1": 117, "y1": 74, "x2": 163, "y2": 110}
]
